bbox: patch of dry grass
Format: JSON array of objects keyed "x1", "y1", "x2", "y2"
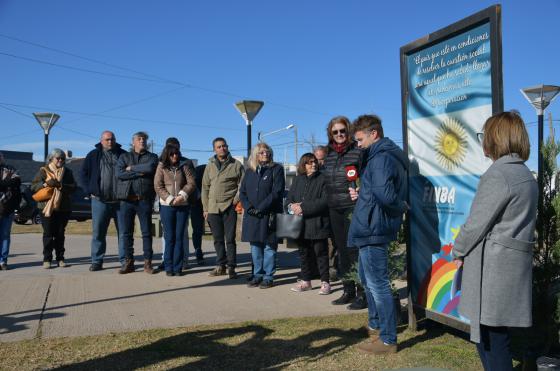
[{"x1": 0, "y1": 314, "x2": 486, "y2": 370}]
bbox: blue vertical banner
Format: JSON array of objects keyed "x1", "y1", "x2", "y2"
[{"x1": 401, "y1": 7, "x2": 502, "y2": 328}]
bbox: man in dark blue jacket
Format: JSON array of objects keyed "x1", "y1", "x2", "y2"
[
  {"x1": 80, "y1": 131, "x2": 126, "y2": 272},
  {"x1": 347, "y1": 115, "x2": 408, "y2": 355},
  {"x1": 116, "y1": 131, "x2": 158, "y2": 274}
]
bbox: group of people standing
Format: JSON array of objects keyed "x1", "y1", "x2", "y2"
[{"x1": 0, "y1": 110, "x2": 538, "y2": 367}]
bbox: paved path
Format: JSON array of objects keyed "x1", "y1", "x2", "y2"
[{"x1": 1, "y1": 232, "x2": 361, "y2": 342}]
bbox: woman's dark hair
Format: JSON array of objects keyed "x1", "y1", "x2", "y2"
[
  {"x1": 297, "y1": 153, "x2": 317, "y2": 175},
  {"x1": 160, "y1": 144, "x2": 181, "y2": 167}
]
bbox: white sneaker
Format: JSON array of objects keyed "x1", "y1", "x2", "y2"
[{"x1": 318, "y1": 281, "x2": 332, "y2": 295}]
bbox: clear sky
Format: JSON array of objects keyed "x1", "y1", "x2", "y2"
[{"x1": 0, "y1": 0, "x2": 558, "y2": 170}]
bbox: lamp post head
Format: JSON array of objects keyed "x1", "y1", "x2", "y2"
[
  {"x1": 521, "y1": 85, "x2": 560, "y2": 115},
  {"x1": 234, "y1": 100, "x2": 264, "y2": 125},
  {"x1": 286, "y1": 124, "x2": 295, "y2": 130},
  {"x1": 33, "y1": 112, "x2": 60, "y2": 134}
]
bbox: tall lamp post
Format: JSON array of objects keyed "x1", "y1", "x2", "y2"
[
  {"x1": 234, "y1": 100, "x2": 264, "y2": 158},
  {"x1": 521, "y1": 84, "x2": 560, "y2": 251},
  {"x1": 258, "y1": 124, "x2": 297, "y2": 161},
  {"x1": 33, "y1": 112, "x2": 60, "y2": 162}
]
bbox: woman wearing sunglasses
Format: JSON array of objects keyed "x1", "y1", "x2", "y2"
[
  {"x1": 323, "y1": 116, "x2": 365, "y2": 308},
  {"x1": 154, "y1": 144, "x2": 196, "y2": 276},
  {"x1": 31, "y1": 148, "x2": 76, "y2": 269}
]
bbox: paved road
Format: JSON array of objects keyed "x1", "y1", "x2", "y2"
[{"x1": 1, "y1": 232, "x2": 359, "y2": 342}]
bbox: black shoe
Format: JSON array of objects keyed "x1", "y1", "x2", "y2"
[
  {"x1": 247, "y1": 278, "x2": 261, "y2": 288},
  {"x1": 196, "y1": 258, "x2": 205, "y2": 266},
  {"x1": 331, "y1": 292, "x2": 356, "y2": 305},
  {"x1": 347, "y1": 295, "x2": 368, "y2": 310},
  {"x1": 259, "y1": 280, "x2": 273, "y2": 289},
  {"x1": 228, "y1": 267, "x2": 237, "y2": 279},
  {"x1": 89, "y1": 264, "x2": 102, "y2": 272},
  {"x1": 166, "y1": 271, "x2": 174, "y2": 277}
]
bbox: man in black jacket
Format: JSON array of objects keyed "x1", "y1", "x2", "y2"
[
  {"x1": 81, "y1": 131, "x2": 126, "y2": 272},
  {"x1": 116, "y1": 131, "x2": 158, "y2": 274}
]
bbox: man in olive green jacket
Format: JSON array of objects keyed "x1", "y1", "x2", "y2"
[{"x1": 202, "y1": 137, "x2": 245, "y2": 278}]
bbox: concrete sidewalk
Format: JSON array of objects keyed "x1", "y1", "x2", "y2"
[{"x1": 0, "y1": 232, "x2": 357, "y2": 342}]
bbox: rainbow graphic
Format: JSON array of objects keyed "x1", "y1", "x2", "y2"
[{"x1": 417, "y1": 227, "x2": 465, "y2": 318}]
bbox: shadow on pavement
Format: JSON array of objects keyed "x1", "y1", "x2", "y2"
[
  {"x1": 54, "y1": 324, "x2": 365, "y2": 370},
  {"x1": 0, "y1": 312, "x2": 65, "y2": 335}
]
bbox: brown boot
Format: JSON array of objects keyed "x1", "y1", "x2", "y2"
[
  {"x1": 144, "y1": 260, "x2": 154, "y2": 274},
  {"x1": 118, "y1": 259, "x2": 135, "y2": 274},
  {"x1": 363, "y1": 327, "x2": 380, "y2": 342},
  {"x1": 208, "y1": 265, "x2": 226, "y2": 277},
  {"x1": 356, "y1": 338, "x2": 397, "y2": 355}
]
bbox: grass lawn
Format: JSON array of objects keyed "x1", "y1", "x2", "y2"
[{"x1": 0, "y1": 314, "x2": 488, "y2": 370}]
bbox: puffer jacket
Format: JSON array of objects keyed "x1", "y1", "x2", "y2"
[
  {"x1": 347, "y1": 138, "x2": 408, "y2": 247},
  {"x1": 323, "y1": 142, "x2": 363, "y2": 210},
  {"x1": 154, "y1": 162, "x2": 196, "y2": 206},
  {"x1": 286, "y1": 171, "x2": 330, "y2": 240},
  {"x1": 116, "y1": 150, "x2": 158, "y2": 201}
]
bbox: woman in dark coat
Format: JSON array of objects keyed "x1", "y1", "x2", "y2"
[
  {"x1": 323, "y1": 116, "x2": 365, "y2": 308},
  {"x1": 240, "y1": 142, "x2": 285, "y2": 289},
  {"x1": 287, "y1": 153, "x2": 331, "y2": 295},
  {"x1": 0, "y1": 152, "x2": 21, "y2": 270},
  {"x1": 31, "y1": 148, "x2": 76, "y2": 268}
]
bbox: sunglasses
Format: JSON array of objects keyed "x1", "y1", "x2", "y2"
[
  {"x1": 306, "y1": 160, "x2": 318, "y2": 165},
  {"x1": 170, "y1": 153, "x2": 179, "y2": 157},
  {"x1": 477, "y1": 132, "x2": 484, "y2": 143},
  {"x1": 54, "y1": 157, "x2": 64, "y2": 161},
  {"x1": 331, "y1": 129, "x2": 346, "y2": 135}
]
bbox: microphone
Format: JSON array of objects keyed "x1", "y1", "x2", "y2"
[{"x1": 345, "y1": 165, "x2": 358, "y2": 189}]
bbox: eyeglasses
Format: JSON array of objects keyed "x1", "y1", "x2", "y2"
[
  {"x1": 258, "y1": 151, "x2": 270, "y2": 155},
  {"x1": 331, "y1": 129, "x2": 346, "y2": 135},
  {"x1": 54, "y1": 157, "x2": 64, "y2": 161},
  {"x1": 170, "y1": 153, "x2": 179, "y2": 157},
  {"x1": 477, "y1": 132, "x2": 484, "y2": 143}
]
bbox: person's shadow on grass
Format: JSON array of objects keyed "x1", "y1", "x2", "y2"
[{"x1": 54, "y1": 324, "x2": 365, "y2": 370}]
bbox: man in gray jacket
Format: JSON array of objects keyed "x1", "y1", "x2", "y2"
[
  {"x1": 116, "y1": 131, "x2": 158, "y2": 274},
  {"x1": 202, "y1": 137, "x2": 244, "y2": 279}
]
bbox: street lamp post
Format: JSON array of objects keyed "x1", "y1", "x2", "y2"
[
  {"x1": 234, "y1": 100, "x2": 264, "y2": 159},
  {"x1": 258, "y1": 124, "x2": 297, "y2": 161},
  {"x1": 33, "y1": 112, "x2": 60, "y2": 162},
  {"x1": 521, "y1": 84, "x2": 560, "y2": 251}
]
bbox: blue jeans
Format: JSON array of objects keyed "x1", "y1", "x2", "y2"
[
  {"x1": 0, "y1": 213, "x2": 14, "y2": 263},
  {"x1": 91, "y1": 197, "x2": 120, "y2": 265},
  {"x1": 161, "y1": 207, "x2": 190, "y2": 267},
  {"x1": 118, "y1": 199, "x2": 153, "y2": 264},
  {"x1": 251, "y1": 242, "x2": 277, "y2": 282},
  {"x1": 160, "y1": 205, "x2": 189, "y2": 273},
  {"x1": 477, "y1": 325, "x2": 513, "y2": 371},
  {"x1": 359, "y1": 244, "x2": 396, "y2": 344}
]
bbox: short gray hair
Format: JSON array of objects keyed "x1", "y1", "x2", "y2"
[
  {"x1": 132, "y1": 131, "x2": 149, "y2": 141},
  {"x1": 47, "y1": 148, "x2": 66, "y2": 163}
]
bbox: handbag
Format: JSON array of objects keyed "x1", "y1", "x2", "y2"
[
  {"x1": 275, "y1": 213, "x2": 303, "y2": 239},
  {"x1": 32, "y1": 187, "x2": 54, "y2": 202}
]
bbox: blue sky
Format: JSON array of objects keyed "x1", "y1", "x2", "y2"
[{"x1": 0, "y1": 0, "x2": 558, "y2": 170}]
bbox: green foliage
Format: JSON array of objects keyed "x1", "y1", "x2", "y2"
[{"x1": 534, "y1": 136, "x2": 560, "y2": 352}]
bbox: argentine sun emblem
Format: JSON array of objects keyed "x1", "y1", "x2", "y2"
[{"x1": 434, "y1": 117, "x2": 468, "y2": 171}]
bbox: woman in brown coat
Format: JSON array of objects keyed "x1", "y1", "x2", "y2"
[{"x1": 154, "y1": 145, "x2": 195, "y2": 276}]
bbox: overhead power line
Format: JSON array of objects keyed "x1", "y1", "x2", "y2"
[{"x1": 0, "y1": 34, "x2": 333, "y2": 116}]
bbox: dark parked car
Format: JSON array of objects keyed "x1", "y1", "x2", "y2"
[{"x1": 14, "y1": 183, "x2": 91, "y2": 224}]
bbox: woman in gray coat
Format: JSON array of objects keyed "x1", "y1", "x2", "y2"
[{"x1": 453, "y1": 111, "x2": 537, "y2": 371}]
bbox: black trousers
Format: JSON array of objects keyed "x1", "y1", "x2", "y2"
[
  {"x1": 329, "y1": 207, "x2": 358, "y2": 285},
  {"x1": 207, "y1": 206, "x2": 237, "y2": 268},
  {"x1": 41, "y1": 211, "x2": 70, "y2": 262},
  {"x1": 298, "y1": 238, "x2": 329, "y2": 282},
  {"x1": 476, "y1": 325, "x2": 513, "y2": 371}
]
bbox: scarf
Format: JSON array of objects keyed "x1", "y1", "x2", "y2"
[
  {"x1": 331, "y1": 142, "x2": 347, "y2": 154},
  {"x1": 42, "y1": 162, "x2": 65, "y2": 217}
]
